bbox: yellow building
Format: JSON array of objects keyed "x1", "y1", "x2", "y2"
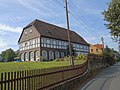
[{"x1": 89, "y1": 44, "x2": 103, "y2": 55}]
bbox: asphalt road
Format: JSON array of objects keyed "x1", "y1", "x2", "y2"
[{"x1": 78, "y1": 62, "x2": 120, "y2": 90}]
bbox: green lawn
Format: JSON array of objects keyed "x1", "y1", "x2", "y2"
[{"x1": 0, "y1": 60, "x2": 86, "y2": 73}]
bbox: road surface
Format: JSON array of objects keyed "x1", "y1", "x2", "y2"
[{"x1": 78, "y1": 62, "x2": 120, "y2": 90}]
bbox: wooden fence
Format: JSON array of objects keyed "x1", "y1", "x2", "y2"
[
  {"x1": 88, "y1": 54, "x2": 103, "y2": 61},
  {"x1": 88, "y1": 54, "x2": 103, "y2": 69},
  {"x1": 0, "y1": 61, "x2": 88, "y2": 90}
]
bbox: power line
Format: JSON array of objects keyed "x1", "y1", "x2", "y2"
[
  {"x1": 69, "y1": 10, "x2": 99, "y2": 37},
  {"x1": 68, "y1": 0, "x2": 101, "y2": 36},
  {"x1": 53, "y1": 0, "x2": 101, "y2": 39},
  {"x1": 53, "y1": 0, "x2": 64, "y2": 8}
]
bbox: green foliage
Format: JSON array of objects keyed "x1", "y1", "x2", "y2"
[
  {"x1": 40, "y1": 56, "x2": 46, "y2": 62},
  {"x1": 14, "y1": 50, "x2": 20, "y2": 58},
  {"x1": 54, "y1": 57, "x2": 70, "y2": 62},
  {"x1": 102, "y1": 0, "x2": 120, "y2": 41},
  {"x1": 54, "y1": 58, "x2": 60, "y2": 61},
  {"x1": 0, "y1": 48, "x2": 15, "y2": 62},
  {"x1": 5, "y1": 49, "x2": 15, "y2": 62},
  {"x1": 75, "y1": 53, "x2": 87, "y2": 61},
  {"x1": 0, "y1": 51, "x2": 6, "y2": 60},
  {"x1": 116, "y1": 58, "x2": 120, "y2": 62},
  {"x1": 63, "y1": 56, "x2": 70, "y2": 61},
  {"x1": 103, "y1": 45, "x2": 116, "y2": 65}
]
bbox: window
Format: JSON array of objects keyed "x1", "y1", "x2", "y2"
[
  {"x1": 41, "y1": 44, "x2": 44, "y2": 47},
  {"x1": 25, "y1": 29, "x2": 28, "y2": 35},
  {"x1": 54, "y1": 45, "x2": 56, "y2": 48},
  {"x1": 33, "y1": 39, "x2": 35, "y2": 44},
  {"x1": 30, "y1": 29, "x2": 32, "y2": 33},
  {"x1": 55, "y1": 51, "x2": 60, "y2": 59},
  {"x1": 61, "y1": 52, "x2": 65, "y2": 58},
  {"x1": 44, "y1": 43, "x2": 47, "y2": 47},
  {"x1": 30, "y1": 52, "x2": 34, "y2": 61},
  {"x1": 25, "y1": 42, "x2": 27, "y2": 46},
  {"x1": 32, "y1": 39, "x2": 35, "y2": 48},
  {"x1": 64, "y1": 42, "x2": 67, "y2": 46},
  {"x1": 42, "y1": 50, "x2": 48, "y2": 60},
  {"x1": 38, "y1": 38, "x2": 40, "y2": 43},
  {"x1": 47, "y1": 44, "x2": 50, "y2": 48},
  {"x1": 35, "y1": 51, "x2": 40, "y2": 61},
  {"x1": 49, "y1": 51, "x2": 54, "y2": 60},
  {"x1": 25, "y1": 53, "x2": 29, "y2": 61},
  {"x1": 51, "y1": 39, "x2": 54, "y2": 44},
  {"x1": 96, "y1": 49, "x2": 99, "y2": 53},
  {"x1": 41, "y1": 37, "x2": 44, "y2": 43},
  {"x1": 44, "y1": 38, "x2": 47, "y2": 44},
  {"x1": 20, "y1": 53, "x2": 24, "y2": 61},
  {"x1": 47, "y1": 38, "x2": 50, "y2": 44},
  {"x1": 53, "y1": 40, "x2": 55, "y2": 44},
  {"x1": 91, "y1": 49, "x2": 93, "y2": 52}
]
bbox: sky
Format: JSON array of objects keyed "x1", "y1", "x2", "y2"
[{"x1": 0, "y1": 0, "x2": 119, "y2": 53}]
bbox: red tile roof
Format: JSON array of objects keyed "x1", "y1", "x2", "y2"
[{"x1": 93, "y1": 44, "x2": 104, "y2": 50}]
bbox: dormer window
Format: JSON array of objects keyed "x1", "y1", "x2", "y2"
[
  {"x1": 30, "y1": 29, "x2": 32, "y2": 33},
  {"x1": 25, "y1": 30, "x2": 27, "y2": 35},
  {"x1": 25, "y1": 42, "x2": 27, "y2": 46}
]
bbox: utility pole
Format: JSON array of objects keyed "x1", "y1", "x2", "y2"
[
  {"x1": 101, "y1": 37, "x2": 104, "y2": 51},
  {"x1": 64, "y1": 0, "x2": 74, "y2": 66},
  {"x1": 101, "y1": 37, "x2": 105, "y2": 65},
  {"x1": 118, "y1": 38, "x2": 120, "y2": 54}
]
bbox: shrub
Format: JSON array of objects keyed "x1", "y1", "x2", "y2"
[
  {"x1": 54, "y1": 56, "x2": 70, "y2": 62},
  {"x1": 75, "y1": 54, "x2": 87, "y2": 61},
  {"x1": 63, "y1": 56, "x2": 69, "y2": 61},
  {"x1": 54, "y1": 58, "x2": 60, "y2": 61},
  {"x1": 40, "y1": 56, "x2": 47, "y2": 62}
]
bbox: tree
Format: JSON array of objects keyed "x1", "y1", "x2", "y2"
[
  {"x1": 103, "y1": 45, "x2": 115, "y2": 65},
  {"x1": 5, "y1": 48, "x2": 15, "y2": 62},
  {"x1": 0, "y1": 51, "x2": 6, "y2": 61},
  {"x1": 14, "y1": 50, "x2": 20, "y2": 60},
  {"x1": 102, "y1": 0, "x2": 120, "y2": 42},
  {"x1": 0, "y1": 55, "x2": 2, "y2": 62},
  {"x1": 0, "y1": 48, "x2": 15, "y2": 62}
]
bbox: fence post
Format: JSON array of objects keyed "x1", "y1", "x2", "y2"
[
  {"x1": 62, "y1": 68, "x2": 64, "y2": 81},
  {"x1": 16, "y1": 71, "x2": 19, "y2": 90},
  {"x1": 25, "y1": 70, "x2": 27, "y2": 90},
  {"x1": 14, "y1": 72, "x2": 16, "y2": 90},
  {"x1": 1, "y1": 73, "x2": 3, "y2": 90},
  {"x1": 22, "y1": 71, "x2": 24, "y2": 90},
  {"x1": 8, "y1": 72, "x2": 10, "y2": 90},
  {"x1": 87, "y1": 56, "x2": 91, "y2": 72}
]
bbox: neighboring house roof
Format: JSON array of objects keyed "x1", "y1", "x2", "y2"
[
  {"x1": 19, "y1": 19, "x2": 89, "y2": 45},
  {"x1": 93, "y1": 44, "x2": 104, "y2": 50}
]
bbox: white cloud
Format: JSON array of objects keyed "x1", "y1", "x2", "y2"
[
  {"x1": 0, "y1": 31, "x2": 6, "y2": 35},
  {"x1": 101, "y1": 35, "x2": 111, "y2": 38},
  {"x1": 17, "y1": 0, "x2": 64, "y2": 18},
  {"x1": 86, "y1": 36, "x2": 96, "y2": 41},
  {"x1": 0, "y1": 23, "x2": 22, "y2": 33},
  {"x1": 0, "y1": 39, "x2": 7, "y2": 48}
]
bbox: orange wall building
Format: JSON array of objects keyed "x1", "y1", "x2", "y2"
[{"x1": 89, "y1": 44, "x2": 103, "y2": 55}]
